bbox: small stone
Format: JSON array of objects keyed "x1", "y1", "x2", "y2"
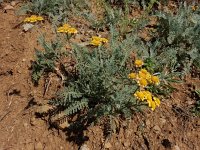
[
  {"x1": 30, "y1": 117, "x2": 44, "y2": 127},
  {"x1": 58, "y1": 121, "x2": 70, "y2": 130},
  {"x1": 159, "y1": 118, "x2": 166, "y2": 125},
  {"x1": 153, "y1": 125, "x2": 161, "y2": 134},
  {"x1": 145, "y1": 119, "x2": 151, "y2": 128},
  {"x1": 79, "y1": 144, "x2": 90, "y2": 150},
  {"x1": 23, "y1": 122, "x2": 28, "y2": 127},
  {"x1": 3, "y1": 5, "x2": 14, "y2": 10},
  {"x1": 10, "y1": 1, "x2": 17, "y2": 6},
  {"x1": 22, "y1": 23, "x2": 34, "y2": 32},
  {"x1": 30, "y1": 117, "x2": 37, "y2": 126},
  {"x1": 34, "y1": 142, "x2": 43, "y2": 150},
  {"x1": 25, "y1": 144, "x2": 34, "y2": 150},
  {"x1": 104, "y1": 142, "x2": 112, "y2": 149},
  {"x1": 174, "y1": 145, "x2": 180, "y2": 150},
  {"x1": 123, "y1": 141, "x2": 130, "y2": 147}
]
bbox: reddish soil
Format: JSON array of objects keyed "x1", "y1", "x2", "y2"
[{"x1": 0, "y1": 2, "x2": 200, "y2": 150}]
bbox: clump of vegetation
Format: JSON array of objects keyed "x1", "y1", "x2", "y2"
[
  {"x1": 31, "y1": 27, "x2": 167, "y2": 137},
  {"x1": 27, "y1": 0, "x2": 200, "y2": 143},
  {"x1": 153, "y1": 3, "x2": 200, "y2": 73},
  {"x1": 31, "y1": 36, "x2": 65, "y2": 84}
]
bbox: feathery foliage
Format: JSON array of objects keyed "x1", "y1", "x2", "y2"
[
  {"x1": 31, "y1": 36, "x2": 64, "y2": 83},
  {"x1": 154, "y1": 3, "x2": 200, "y2": 73}
]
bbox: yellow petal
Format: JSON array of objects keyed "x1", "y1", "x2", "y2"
[
  {"x1": 151, "y1": 101, "x2": 156, "y2": 111},
  {"x1": 63, "y1": 24, "x2": 71, "y2": 28},
  {"x1": 67, "y1": 27, "x2": 78, "y2": 34},
  {"x1": 37, "y1": 16, "x2": 44, "y2": 21}
]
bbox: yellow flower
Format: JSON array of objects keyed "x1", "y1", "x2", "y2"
[
  {"x1": 150, "y1": 101, "x2": 156, "y2": 111},
  {"x1": 90, "y1": 36, "x2": 108, "y2": 46},
  {"x1": 128, "y1": 73, "x2": 137, "y2": 79},
  {"x1": 57, "y1": 24, "x2": 77, "y2": 34},
  {"x1": 134, "y1": 91, "x2": 145, "y2": 101},
  {"x1": 151, "y1": 75, "x2": 160, "y2": 85},
  {"x1": 134, "y1": 89, "x2": 160, "y2": 111},
  {"x1": 138, "y1": 71, "x2": 146, "y2": 79},
  {"x1": 147, "y1": 97, "x2": 160, "y2": 111},
  {"x1": 145, "y1": 93, "x2": 152, "y2": 101},
  {"x1": 138, "y1": 69, "x2": 151, "y2": 81},
  {"x1": 134, "y1": 59, "x2": 143, "y2": 67},
  {"x1": 137, "y1": 78, "x2": 148, "y2": 87},
  {"x1": 63, "y1": 24, "x2": 71, "y2": 28},
  {"x1": 36, "y1": 16, "x2": 44, "y2": 21},
  {"x1": 101, "y1": 38, "x2": 108, "y2": 43},
  {"x1": 140, "y1": 69, "x2": 148, "y2": 74},
  {"x1": 153, "y1": 97, "x2": 160, "y2": 106},
  {"x1": 57, "y1": 27, "x2": 65, "y2": 33},
  {"x1": 90, "y1": 39, "x2": 102, "y2": 46},
  {"x1": 67, "y1": 27, "x2": 78, "y2": 34},
  {"x1": 24, "y1": 15, "x2": 44, "y2": 23}
]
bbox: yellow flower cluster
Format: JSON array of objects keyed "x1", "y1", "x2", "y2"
[
  {"x1": 134, "y1": 90, "x2": 160, "y2": 111},
  {"x1": 90, "y1": 36, "x2": 108, "y2": 46},
  {"x1": 24, "y1": 15, "x2": 44, "y2": 23},
  {"x1": 129, "y1": 68, "x2": 160, "y2": 87},
  {"x1": 57, "y1": 24, "x2": 78, "y2": 34},
  {"x1": 129, "y1": 59, "x2": 161, "y2": 110}
]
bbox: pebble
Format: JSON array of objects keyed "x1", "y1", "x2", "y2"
[
  {"x1": 10, "y1": 1, "x2": 16, "y2": 6},
  {"x1": 3, "y1": 5, "x2": 14, "y2": 10},
  {"x1": 145, "y1": 119, "x2": 151, "y2": 128},
  {"x1": 23, "y1": 122, "x2": 28, "y2": 128},
  {"x1": 123, "y1": 141, "x2": 130, "y2": 147},
  {"x1": 104, "y1": 142, "x2": 112, "y2": 149},
  {"x1": 159, "y1": 118, "x2": 166, "y2": 125},
  {"x1": 174, "y1": 145, "x2": 180, "y2": 150},
  {"x1": 79, "y1": 144, "x2": 90, "y2": 150},
  {"x1": 34, "y1": 142, "x2": 43, "y2": 150},
  {"x1": 153, "y1": 125, "x2": 161, "y2": 134}
]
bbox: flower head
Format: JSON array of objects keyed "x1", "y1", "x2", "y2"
[
  {"x1": 67, "y1": 27, "x2": 78, "y2": 34},
  {"x1": 137, "y1": 78, "x2": 148, "y2": 87},
  {"x1": 57, "y1": 24, "x2": 77, "y2": 34},
  {"x1": 149, "y1": 100, "x2": 156, "y2": 111},
  {"x1": 128, "y1": 73, "x2": 137, "y2": 79},
  {"x1": 153, "y1": 97, "x2": 160, "y2": 106},
  {"x1": 138, "y1": 69, "x2": 151, "y2": 81},
  {"x1": 151, "y1": 75, "x2": 160, "y2": 85},
  {"x1": 24, "y1": 15, "x2": 44, "y2": 23},
  {"x1": 134, "y1": 91, "x2": 145, "y2": 101},
  {"x1": 63, "y1": 24, "x2": 71, "y2": 28},
  {"x1": 37, "y1": 16, "x2": 44, "y2": 21},
  {"x1": 134, "y1": 59, "x2": 143, "y2": 67},
  {"x1": 90, "y1": 36, "x2": 108, "y2": 46},
  {"x1": 133, "y1": 90, "x2": 160, "y2": 111}
]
